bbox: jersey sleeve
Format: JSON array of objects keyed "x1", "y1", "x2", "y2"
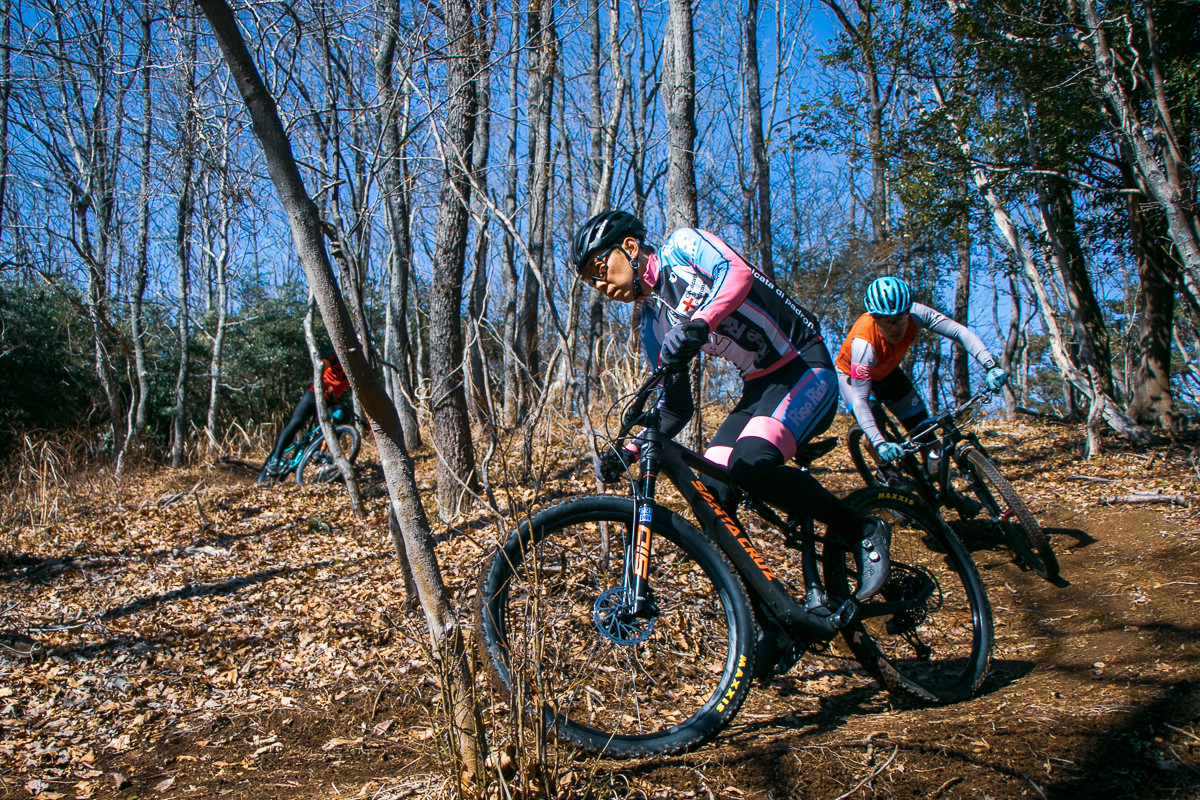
[
  {"x1": 910, "y1": 303, "x2": 996, "y2": 367},
  {"x1": 845, "y1": 335, "x2": 878, "y2": 381},
  {"x1": 837, "y1": 359, "x2": 888, "y2": 447},
  {"x1": 676, "y1": 230, "x2": 754, "y2": 329}
]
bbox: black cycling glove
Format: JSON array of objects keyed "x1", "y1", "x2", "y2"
[{"x1": 659, "y1": 319, "x2": 710, "y2": 371}]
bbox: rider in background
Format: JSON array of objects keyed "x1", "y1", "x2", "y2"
[
  {"x1": 572, "y1": 210, "x2": 891, "y2": 601},
  {"x1": 836, "y1": 276, "x2": 1008, "y2": 466},
  {"x1": 259, "y1": 350, "x2": 350, "y2": 481}
]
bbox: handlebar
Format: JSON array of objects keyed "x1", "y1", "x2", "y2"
[
  {"x1": 617, "y1": 366, "x2": 671, "y2": 439},
  {"x1": 897, "y1": 385, "x2": 996, "y2": 454}
]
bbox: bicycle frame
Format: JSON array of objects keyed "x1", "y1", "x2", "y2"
[{"x1": 610, "y1": 371, "x2": 913, "y2": 643}]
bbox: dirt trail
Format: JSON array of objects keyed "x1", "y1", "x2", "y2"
[{"x1": 1, "y1": 422, "x2": 1198, "y2": 800}]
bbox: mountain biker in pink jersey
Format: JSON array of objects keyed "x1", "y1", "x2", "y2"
[
  {"x1": 836, "y1": 276, "x2": 1009, "y2": 466},
  {"x1": 572, "y1": 210, "x2": 891, "y2": 601}
]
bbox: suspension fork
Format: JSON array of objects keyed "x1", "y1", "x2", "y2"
[{"x1": 623, "y1": 431, "x2": 663, "y2": 619}]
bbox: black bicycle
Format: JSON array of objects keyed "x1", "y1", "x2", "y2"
[
  {"x1": 846, "y1": 388, "x2": 1058, "y2": 581},
  {"x1": 257, "y1": 404, "x2": 361, "y2": 484},
  {"x1": 478, "y1": 368, "x2": 993, "y2": 757}
]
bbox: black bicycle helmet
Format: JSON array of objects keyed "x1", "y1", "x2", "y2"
[{"x1": 571, "y1": 210, "x2": 647, "y2": 274}]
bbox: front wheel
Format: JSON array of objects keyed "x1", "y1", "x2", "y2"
[
  {"x1": 825, "y1": 486, "x2": 993, "y2": 705},
  {"x1": 478, "y1": 495, "x2": 758, "y2": 757},
  {"x1": 295, "y1": 425, "x2": 360, "y2": 484},
  {"x1": 959, "y1": 448, "x2": 1058, "y2": 581}
]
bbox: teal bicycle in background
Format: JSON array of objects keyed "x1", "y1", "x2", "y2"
[{"x1": 257, "y1": 404, "x2": 362, "y2": 484}]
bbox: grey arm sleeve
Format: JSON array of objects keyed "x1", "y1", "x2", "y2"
[
  {"x1": 911, "y1": 303, "x2": 996, "y2": 367},
  {"x1": 837, "y1": 371, "x2": 887, "y2": 448}
]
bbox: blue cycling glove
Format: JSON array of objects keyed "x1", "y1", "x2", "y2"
[
  {"x1": 984, "y1": 366, "x2": 1008, "y2": 392},
  {"x1": 659, "y1": 319, "x2": 710, "y2": 371},
  {"x1": 876, "y1": 442, "x2": 904, "y2": 463}
]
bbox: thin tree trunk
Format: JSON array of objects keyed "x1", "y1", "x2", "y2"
[
  {"x1": 663, "y1": 0, "x2": 698, "y2": 231},
  {"x1": 196, "y1": 0, "x2": 485, "y2": 781},
  {"x1": 1127, "y1": 192, "x2": 1178, "y2": 432},
  {"x1": 170, "y1": 29, "x2": 198, "y2": 468},
  {"x1": 500, "y1": 0, "x2": 521, "y2": 426},
  {"x1": 745, "y1": 0, "x2": 774, "y2": 277},
  {"x1": 428, "y1": 0, "x2": 482, "y2": 517},
  {"x1": 373, "y1": 0, "x2": 422, "y2": 448},
  {"x1": 466, "y1": 3, "x2": 497, "y2": 430},
  {"x1": 131, "y1": 0, "x2": 152, "y2": 439},
  {"x1": 0, "y1": 0, "x2": 11, "y2": 242},
  {"x1": 951, "y1": 195, "x2": 971, "y2": 404},
  {"x1": 205, "y1": 167, "x2": 232, "y2": 444},
  {"x1": 305, "y1": 295, "x2": 365, "y2": 517}
]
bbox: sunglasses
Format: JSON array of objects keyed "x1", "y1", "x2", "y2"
[{"x1": 580, "y1": 246, "x2": 620, "y2": 284}]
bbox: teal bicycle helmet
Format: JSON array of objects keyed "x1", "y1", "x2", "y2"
[{"x1": 864, "y1": 276, "x2": 913, "y2": 316}]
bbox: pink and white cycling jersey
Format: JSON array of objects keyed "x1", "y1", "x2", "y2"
[{"x1": 638, "y1": 228, "x2": 824, "y2": 378}]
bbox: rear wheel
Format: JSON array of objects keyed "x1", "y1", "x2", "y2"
[
  {"x1": 478, "y1": 495, "x2": 758, "y2": 757},
  {"x1": 295, "y1": 425, "x2": 360, "y2": 484},
  {"x1": 959, "y1": 448, "x2": 1058, "y2": 581},
  {"x1": 825, "y1": 487, "x2": 993, "y2": 705}
]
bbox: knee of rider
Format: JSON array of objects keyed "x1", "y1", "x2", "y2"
[{"x1": 726, "y1": 442, "x2": 782, "y2": 492}]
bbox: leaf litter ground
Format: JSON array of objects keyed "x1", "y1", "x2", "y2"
[{"x1": 2, "y1": 416, "x2": 1199, "y2": 800}]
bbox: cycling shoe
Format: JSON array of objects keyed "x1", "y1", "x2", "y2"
[{"x1": 854, "y1": 516, "x2": 892, "y2": 601}]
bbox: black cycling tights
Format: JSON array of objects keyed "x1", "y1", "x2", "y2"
[
  {"x1": 268, "y1": 389, "x2": 317, "y2": 463},
  {"x1": 716, "y1": 436, "x2": 866, "y2": 544}
]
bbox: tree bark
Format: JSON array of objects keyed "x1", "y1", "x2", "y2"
[
  {"x1": 1126, "y1": 192, "x2": 1178, "y2": 432},
  {"x1": 951, "y1": 193, "x2": 971, "y2": 404},
  {"x1": 130, "y1": 0, "x2": 152, "y2": 441},
  {"x1": 170, "y1": 28, "x2": 198, "y2": 468},
  {"x1": 662, "y1": 0, "x2": 698, "y2": 230},
  {"x1": 744, "y1": 0, "x2": 774, "y2": 277},
  {"x1": 428, "y1": 0, "x2": 482, "y2": 517},
  {"x1": 196, "y1": 0, "x2": 485, "y2": 783},
  {"x1": 373, "y1": 0, "x2": 423, "y2": 448}
]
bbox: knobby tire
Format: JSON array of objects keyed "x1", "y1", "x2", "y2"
[
  {"x1": 478, "y1": 495, "x2": 758, "y2": 757},
  {"x1": 295, "y1": 425, "x2": 360, "y2": 484},
  {"x1": 826, "y1": 487, "x2": 993, "y2": 705},
  {"x1": 960, "y1": 449, "x2": 1058, "y2": 581}
]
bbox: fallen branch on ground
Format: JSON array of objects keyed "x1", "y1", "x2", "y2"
[{"x1": 1102, "y1": 492, "x2": 1188, "y2": 507}]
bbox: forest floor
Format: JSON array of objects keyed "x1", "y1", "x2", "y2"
[{"x1": 2, "y1": 411, "x2": 1200, "y2": 800}]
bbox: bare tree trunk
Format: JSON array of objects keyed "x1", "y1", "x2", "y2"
[
  {"x1": 821, "y1": 0, "x2": 891, "y2": 245},
  {"x1": 515, "y1": 0, "x2": 556, "y2": 423},
  {"x1": 662, "y1": 0, "x2": 698, "y2": 231},
  {"x1": 744, "y1": 0, "x2": 774, "y2": 277},
  {"x1": 373, "y1": 0, "x2": 422, "y2": 448},
  {"x1": 130, "y1": 0, "x2": 152, "y2": 439},
  {"x1": 1127, "y1": 192, "x2": 1178, "y2": 432},
  {"x1": 204, "y1": 160, "x2": 232, "y2": 444},
  {"x1": 1035, "y1": 170, "x2": 1115, "y2": 398},
  {"x1": 951, "y1": 194, "x2": 971, "y2": 404},
  {"x1": 305, "y1": 295, "x2": 364, "y2": 516},
  {"x1": 170, "y1": 28, "x2": 198, "y2": 468},
  {"x1": 466, "y1": 4, "x2": 497, "y2": 430},
  {"x1": 500, "y1": 0, "x2": 522, "y2": 427},
  {"x1": 1000, "y1": 271, "x2": 1022, "y2": 420},
  {"x1": 428, "y1": 0, "x2": 482, "y2": 518},
  {"x1": 0, "y1": 0, "x2": 11, "y2": 243},
  {"x1": 196, "y1": 0, "x2": 485, "y2": 782}
]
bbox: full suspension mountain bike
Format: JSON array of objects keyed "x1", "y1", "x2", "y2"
[
  {"x1": 257, "y1": 404, "x2": 362, "y2": 485},
  {"x1": 846, "y1": 388, "x2": 1058, "y2": 581},
  {"x1": 478, "y1": 368, "x2": 993, "y2": 757}
]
